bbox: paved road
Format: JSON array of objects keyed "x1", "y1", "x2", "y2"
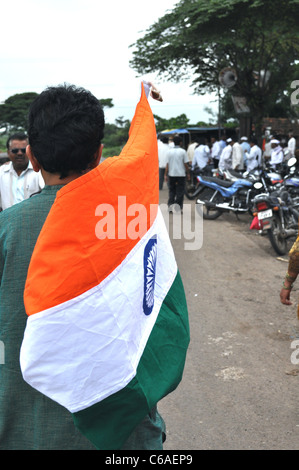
[{"x1": 158, "y1": 187, "x2": 299, "y2": 450}]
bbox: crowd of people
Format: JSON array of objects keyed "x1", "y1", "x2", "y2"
[
  {"x1": 158, "y1": 132, "x2": 297, "y2": 212},
  {"x1": 187, "y1": 132, "x2": 296, "y2": 174},
  {"x1": 0, "y1": 131, "x2": 296, "y2": 215},
  {"x1": 156, "y1": 129, "x2": 299, "y2": 339}
]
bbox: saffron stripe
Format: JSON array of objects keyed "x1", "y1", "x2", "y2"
[{"x1": 24, "y1": 84, "x2": 159, "y2": 315}]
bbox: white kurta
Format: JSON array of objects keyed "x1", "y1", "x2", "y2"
[
  {"x1": 270, "y1": 146, "x2": 284, "y2": 167},
  {"x1": 218, "y1": 145, "x2": 232, "y2": 170},
  {"x1": 246, "y1": 145, "x2": 262, "y2": 172},
  {"x1": 192, "y1": 144, "x2": 210, "y2": 170}
]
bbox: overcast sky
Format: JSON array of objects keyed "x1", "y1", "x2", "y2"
[{"x1": 0, "y1": 0, "x2": 217, "y2": 125}]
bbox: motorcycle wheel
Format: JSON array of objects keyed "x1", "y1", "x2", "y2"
[
  {"x1": 185, "y1": 180, "x2": 202, "y2": 200},
  {"x1": 267, "y1": 214, "x2": 287, "y2": 255},
  {"x1": 197, "y1": 187, "x2": 223, "y2": 220}
]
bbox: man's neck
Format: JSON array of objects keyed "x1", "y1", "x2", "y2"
[
  {"x1": 41, "y1": 170, "x2": 84, "y2": 186},
  {"x1": 13, "y1": 162, "x2": 29, "y2": 176}
]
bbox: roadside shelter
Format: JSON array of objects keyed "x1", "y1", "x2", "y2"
[{"x1": 158, "y1": 126, "x2": 228, "y2": 149}]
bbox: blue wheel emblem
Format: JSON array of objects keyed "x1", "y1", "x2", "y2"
[{"x1": 143, "y1": 236, "x2": 157, "y2": 315}]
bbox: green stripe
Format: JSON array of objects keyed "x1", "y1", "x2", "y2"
[{"x1": 72, "y1": 270, "x2": 189, "y2": 450}]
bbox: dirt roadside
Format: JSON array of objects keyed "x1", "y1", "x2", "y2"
[{"x1": 158, "y1": 187, "x2": 299, "y2": 450}]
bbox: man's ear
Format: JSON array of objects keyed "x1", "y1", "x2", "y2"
[
  {"x1": 90, "y1": 144, "x2": 103, "y2": 169},
  {"x1": 26, "y1": 145, "x2": 41, "y2": 173}
]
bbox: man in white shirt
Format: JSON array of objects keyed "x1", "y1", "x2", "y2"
[
  {"x1": 240, "y1": 136, "x2": 250, "y2": 168},
  {"x1": 218, "y1": 138, "x2": 233, "y2": 171},
  {"x1": 245, "y1": 137, "x2": 262, "y2": 172},
  {"x1": 269, "y1": 139, "x2": 284, "y2": 168},
  {"x1": 263, "y1": 136, "x2": 273, "y2": 163},
  {"x1": 192, "y1": 138, "x2": 210, "y2": 170},
  {"x1": 165, "y1": 135, "x2": 189, "y2": 212},
  {"x1": 288, "y1": 132, "x2": 296, "y2": 158},
  {"x1": 231, "y1": 136, "x2": 244, "y2": 170},
  {"x1": 211, "y1": 137, "x2": 222, "y2": 168},
  {"x1": 0, "y1": 133, "x2": 44, "y2": 211}
]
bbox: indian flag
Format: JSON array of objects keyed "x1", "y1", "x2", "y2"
[{"x1": 20, "y1": 84, "x2": 189, "y2": 450}]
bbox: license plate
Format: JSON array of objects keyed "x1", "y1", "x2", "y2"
[{"x1": 258, "y1": 209, "x2": 273, "y2": 220}]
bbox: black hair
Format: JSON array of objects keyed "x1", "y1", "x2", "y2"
[
  {"x1": 28, "y1": 84, "x2": 105, "y2": 179},
  {"x1": 197, "y1": 137, "x2": 206, "y2": 146},
  {"x1": 173, "y1": 135, "x2": 182, "y2": 146},
  {"x1": 6, "y1": 133, "x2": 28, "y2": 149}
]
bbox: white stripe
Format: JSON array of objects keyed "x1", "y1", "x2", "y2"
[{"x1": 20, "y1": 208, "x2": 177, "y2": 413}]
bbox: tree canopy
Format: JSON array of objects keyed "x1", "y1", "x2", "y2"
[
  {"x1": 0, "y1": 93, "x2": 115, "y2": 135},
  {"x1": 130, "y1": 0, "x2": 299, "y2": 135},
  {"x1": 0, "y1": 92, "x2": 38, "y2": 134},
  {"x1": 154, "y1": 113, "x2": 190, "y2": 132}
]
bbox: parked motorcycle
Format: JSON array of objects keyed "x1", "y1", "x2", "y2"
[
  {"x1": 252, "y1": 188, "x2": 299, "y2": 255},
  {"x1": 185, "y1": 163, "x2": 216, "y2": 200},
  {"x1": 194, "y1": 158, "x2": 297, "y2": 220},
  {"x1": 282, "y1": 157, "x2": 299, "y2": 201},
  {"x1": 222, "y1": 166, "x2": 283, "y2": 189},
  {"x1": 196, "y1": 175, "x2": 264, "y2": 219},
  {"x1": 284, "y1": 174, "x2": 299, "y2": 196}
]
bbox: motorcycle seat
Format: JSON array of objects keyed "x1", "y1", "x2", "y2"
[
  {"x1": 200, "y1": 176, "x2": 234, "y2": 187},
  {"x1": 227, "y1": 169, "x2": 244, "y2": 179}
]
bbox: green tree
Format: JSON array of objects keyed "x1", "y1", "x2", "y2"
[
  {"x1": 154, "y1": 113, "x2": 190, "y2": 132},
  {"x1": 0, "y1": 92, "x2": 38, "y2": 134},
  {"x1": 100, "y1": 98, "x2": 114, "y2": 109},
  {"x1": 130, "y1": 0, "x2": 299, "y2": 139},
  {"x1": 0, "y1": 92, "x2": 115, "y2": 136},
  {"x1": 102, "y1": 116, "x2": 131, "y2": 157}
]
